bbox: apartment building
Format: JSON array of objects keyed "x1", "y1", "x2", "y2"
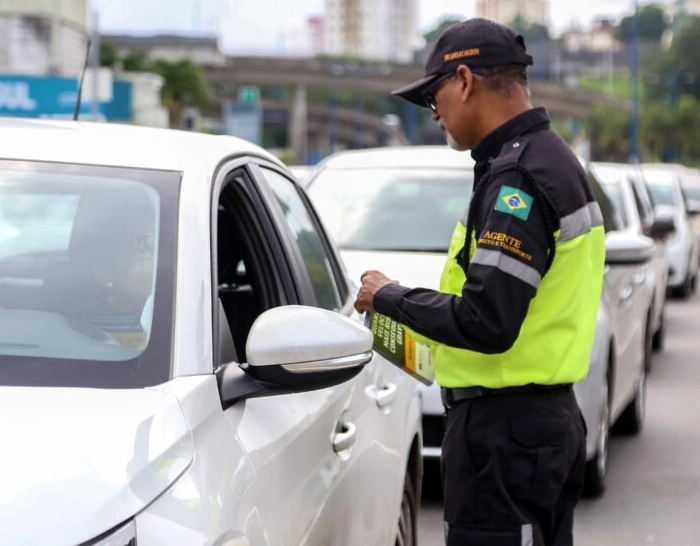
[
  {"x1": 476, "y1": 0, "x2": 549, "y2": 27},
  {"x1": 0, "y1": 0, "x2": 89, "y2": 76},
  {"x1": 323, "y1": 0, "x2": 418, "y2": 63}
]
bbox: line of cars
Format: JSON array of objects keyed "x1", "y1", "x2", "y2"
[
  {"x1": 0, "y1": 118, "x2": 423, "y2": 546},
  {"x1": 304, "y1": 145, "x2": 699, "y2": 499}
]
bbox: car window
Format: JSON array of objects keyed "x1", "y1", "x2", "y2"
[
  {"x1": 308, "y1": 168, "x2": 472, "y2": 252},
  {"x1": 646, "y1": 184, "x2": 676, "y2": 207},
  {"x1": 215, "y1": 170, "x2": 291, "y2": 363},
  {"x1": 598, "y1": 181, "x2": 628, "y2": 227},
  {"x1": 260, "y1": 168, "x2": 344, "y2": 311},
  {"x1": 629, "y1": 177, "x2": 654, "y2": 227},
  {"x1": 0, "y1": 161, "x2": 178, "y2": 388},
  {"x1": 683, "y1": 185, "x2": 700, "y2": 202},
  {"x1": 589, "y1": 172, "x2": 622, "y2": 233}
]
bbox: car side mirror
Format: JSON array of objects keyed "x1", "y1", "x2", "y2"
[
  {"x1": 605, "y1": 232, "x2": 655, "y2": 265},
  {"x1": 686, "y1": 198, "x2": 700, "y2": 217},
  {"x1": 650, "y1": 205, "x2": 676, "y2": 240},
  {"x1": 651, "y1": 204, "x2": 677, "y2": 241},
  {"x1": 216, "y1": 305, "x2": 373, "y2": 408}
]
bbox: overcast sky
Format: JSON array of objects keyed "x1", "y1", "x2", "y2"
[{"x1": 91, "y1": 0, "x2": 671, "y2": 54}]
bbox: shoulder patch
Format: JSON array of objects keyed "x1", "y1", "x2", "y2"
[{"x1": 494, "y1": 185, "x2": 534, "y2": 221}]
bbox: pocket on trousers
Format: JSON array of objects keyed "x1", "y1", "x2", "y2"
[{"x1": 506, "y1": 417, "x2": 568, "y2": 499}]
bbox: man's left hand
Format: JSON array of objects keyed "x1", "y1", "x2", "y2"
[{"x1": 354, "y1": 270, "x2": 397, "y2": 314}]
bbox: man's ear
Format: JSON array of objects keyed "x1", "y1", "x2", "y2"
[{"x1": 455, "y1": 64, "x2": 477, "y2": 101}]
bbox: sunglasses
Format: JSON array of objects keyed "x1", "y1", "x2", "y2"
[
  {"x1": 423, "y1": 68, "x2": 487, "y2": 112},
  {"x1": 423, "y1": 72, "x2": 454, "y2": 112}
]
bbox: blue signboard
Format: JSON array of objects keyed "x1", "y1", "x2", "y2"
[
  {"x1": 0, "y1": 75, "x2": 131, "y2": 120},
  {"x1": 223, "y1": 99, "x2": 262, "y2": 144}
]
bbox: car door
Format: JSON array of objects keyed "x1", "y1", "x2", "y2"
[
  {"x1": 211, "y1": 160, "x2": 368, "y2": 546},
  {"x1": 253, "y1": 164, "x2": 415, "y2": 545},
  {"x1": 590, "y1": 173, "x2": 647, "y2": 417}
]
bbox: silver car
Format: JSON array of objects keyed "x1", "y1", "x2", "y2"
[
  {"x1": 591, "y1": 161, "x2": 675, "y2": 359},
  {"x1": 0, "y1": 118, "x2": 422, "y2": 546},
  {"x1": 640, "y1": 163, "x2": 700, "y2": 298},
  {"x1": 307, "y1": 146, "x2": 654, "y2": 498}
]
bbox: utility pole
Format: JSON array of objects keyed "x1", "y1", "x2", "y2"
[{"x1": 630, "y1": 0, "x2": 640, "y2": 163}]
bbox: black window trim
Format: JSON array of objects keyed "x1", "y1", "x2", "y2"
[{"x1": 249, "y1": 162, "x2": 351, "y2": 311}]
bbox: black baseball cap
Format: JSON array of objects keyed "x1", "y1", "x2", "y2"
[{"x1": 392, "y1": 18, "x2": 533, "y2": 107}]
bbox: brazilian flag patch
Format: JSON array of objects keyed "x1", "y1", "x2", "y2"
[{"x1": 494, "y1": 185, "x2": 534, "y2": 221}]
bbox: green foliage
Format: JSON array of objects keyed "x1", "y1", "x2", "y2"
[
  {"x1": 585, "y1": 105, "x2": 630, "y2": 161},
  {"x1": 151, "y1": 59, "x2": 210, "y2": 124},
  {"x1": 616, "y1": 4, "x2": 667, "y2": 41},
  {"x1": 646, "y1": 16, "x2": 700, "y2": 103},
  {"x1": 96, "y1": 43, "x2": 210, "y2": 127},
  {"x1": 423, "y1": 17, "x2": 462, "y2": 43},
  {"x1": 121, "y1": 50, "x2": 151, "y2": 72},
  {"x1": 99, "y1": 43, "x2": 119, "y2": 68},
  {"x1": 509, "y1": 14, "x2": 550, "y2": 41},
  {"x1": 577, "y1": 74, "x2": 633, "y2": 101}
]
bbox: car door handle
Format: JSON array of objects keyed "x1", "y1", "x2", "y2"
[
  {"x1": 376, "y1": 383, "x2": 398, "y2": 408},
  {"x1": 333, "y1": 421, "x2": 357, "y2": 453}
]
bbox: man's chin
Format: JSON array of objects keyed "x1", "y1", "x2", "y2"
[{"x1": 446, "y1": 134, "x2": 468, "y2": 152}]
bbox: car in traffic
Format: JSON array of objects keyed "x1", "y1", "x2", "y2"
[
  {"x1": 306, "y1": 145, "x2": 654, "y2": 497},
  {"x1": 590, "y1": 161, "x2": 675, "y2": 359},
  {"x1": 640, "y1": 163, "x2": 700, "y2": 298},
  {"x1": 0, "y1": 118, "x2": 423, "y2": 546}
]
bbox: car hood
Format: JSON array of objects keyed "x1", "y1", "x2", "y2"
[
  {"x1": 0, "y1": 386, "x2": 193, "y2": 545},
  {"x1": 340, "y1": 249, "x2": 446, "y2": 289}
]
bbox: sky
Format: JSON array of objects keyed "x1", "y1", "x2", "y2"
[{"x1": 91, "y1": 0, "x2": 673, "y2": 55}]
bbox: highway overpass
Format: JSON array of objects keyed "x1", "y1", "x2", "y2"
[{"x1": 205, "y1": 56, "x2": 628, "y2": 162}]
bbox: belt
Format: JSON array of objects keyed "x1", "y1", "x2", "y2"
[{"x1": 441, "y1": 383, "x2": 572, "y2": 409}]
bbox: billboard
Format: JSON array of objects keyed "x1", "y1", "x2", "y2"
[{"x1": 0, "y1": 74, "x2": 131, "y2": 120}]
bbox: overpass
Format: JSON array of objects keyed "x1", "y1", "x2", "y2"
[{"x1": 205, "y1": 57, "x2": 628, "y2": 162}]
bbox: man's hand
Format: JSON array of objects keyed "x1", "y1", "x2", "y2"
[{"x1": 354, "y1": 270, "x2": 397, "y2": 314}]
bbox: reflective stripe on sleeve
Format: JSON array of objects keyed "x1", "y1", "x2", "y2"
[
  {"x1": 559, "y1": 202, "x2": 604, "y2": 243},
  {"x1": 471, "y1": 248, "x2": 542, "y2": 288}
]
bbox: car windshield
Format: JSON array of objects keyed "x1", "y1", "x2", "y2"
[
  {"x1": 0, "y1": 160, "x2": 179, "y2": 388},
  {"x1": 308, "y1": 168, "x2": 472, "y2": 252}
]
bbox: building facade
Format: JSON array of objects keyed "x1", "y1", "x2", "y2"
[
  {"x1": 0, "y1": 0, "x2": 89, "y2": 76},
  {"x1": 476, "y1": 0, "x2": 549, "y2": 27},
  {"x1": 323, "y1": 0, "x2": 418, "y2": 63}
]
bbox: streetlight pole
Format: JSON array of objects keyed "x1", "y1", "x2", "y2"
[{"x1": 630, "y1": 0, "x2": 641, "y2": 163}]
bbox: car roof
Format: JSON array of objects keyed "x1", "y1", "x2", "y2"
[
  {"x1": 0, "y1": 117, "x2": 284, "y2": 174},
  {"x1": 315, "y1": 145, "x2": 475, "y2": 170}
]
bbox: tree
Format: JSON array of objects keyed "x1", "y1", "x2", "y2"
[
  {"x1": 151, "y1": 59, "x2": 210, "y2": 127},
  {"x1": 99, "y1": 42, "x2": 119, "y2": 68},
  {"x1": 96, "y1": 42, "x2": 211, "y2": 128},
  {"x1": 616, "y1": 4, "x2": 667, "y2": 41},
  {"x1": 423, "y1": 17, "x2": 462, "y2": 43},
  {"x1": 585, "y1": 105, "x2": 630, "y2": 161},
  {"x1": 510, "y1": 14, "x2": 550, "y2": 41},
  {"x1": 647, "y1": 15, "x2": 700, "y2": 102},
  {"x1": 121, "y1": 50, "x2": 151, "y2": 72}
]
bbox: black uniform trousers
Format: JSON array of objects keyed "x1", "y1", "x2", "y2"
[{"x1": 441, "y1": 386, "x2": 586, "y2": 546}]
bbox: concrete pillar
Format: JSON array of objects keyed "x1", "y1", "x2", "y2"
[{"x1": 290, "y1": 83, "x2": 308, "y2": 164}]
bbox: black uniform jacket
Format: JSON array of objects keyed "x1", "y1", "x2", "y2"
[{"x1": 373, "y1": 107, "x2": 594, "y2": 354}]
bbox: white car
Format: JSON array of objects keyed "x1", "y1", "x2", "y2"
[
  {"x1": 306, "y1": 146, "x2": 654, "y2": 497},
  {"x1": 0, "y1": 118, "x2": 422, "y2": 546},
  {"x1": 591, "y1": 161, "x2": 675, "y2": 358},
  {"x1": 640, "y1": 163, "x2": 700, "y2": 298}
]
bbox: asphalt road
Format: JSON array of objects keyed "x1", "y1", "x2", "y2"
[{"x1": 417, "y1": 286, "x2": 700, "y2": 546}]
